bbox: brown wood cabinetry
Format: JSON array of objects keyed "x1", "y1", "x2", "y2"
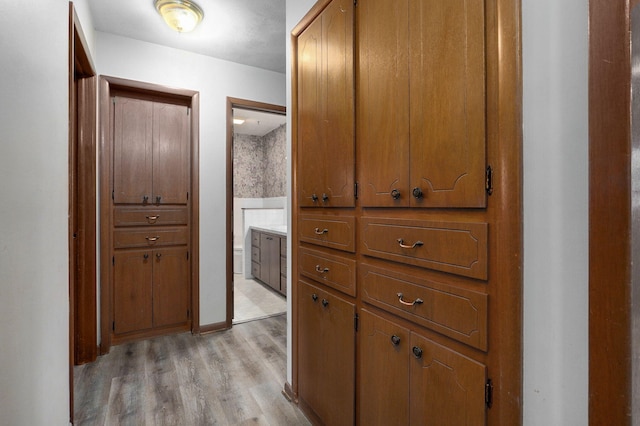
[
  {"x1": 251, "y1": 229, "x2": 287, "y2": 296},
  {"x1": 298, "y1": 280, "x2": 355, "y2": 426},
  {"x1": 108, "y1": 93, "x2": 192, "y2": 345},
  {"x1": 293, "y1": 0, "x2": 521, "y2": 424},
  {"x1": 297, "y1": 0, "x2": 354, "y2": 208},
  {"x1": 357, "y1": 0, "x2": 486, "y2": 208}
]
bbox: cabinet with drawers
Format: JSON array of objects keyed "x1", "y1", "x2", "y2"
[
  {"x1": 293, "y1": 0, "x2": 522, "y2": 423},
  {"x1": 251, "y1": 229, "x2": 286, "y2": 296}
]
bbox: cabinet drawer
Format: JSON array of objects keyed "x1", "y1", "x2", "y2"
[
  {"x1": 114, "y1": 207, "x2": 188, "y2": 227},
  {"x1": 360, "y1": 217, "x2": 488, "y2": 280},
  {"x1": 251, "y1": 246, "x2": 260, "y2": 263},
  {"x1": 252, "y1": 230, "x2": 260, "y2": 247},
  {"x1": 114, "y1": 227, "x2": 188, "y2": 249},
  {"x1": 299, "y1": 247, "x2": 356, "y2": 297},
  {"x1": 361, "y1": 263, "x2": 487, "y2": 350},
  {"x1": 299, "y1": 214, "x2": 355, "y2": 253},
  {"x1": 251, "y1": 261, "x2": 260, "y2": 278}
]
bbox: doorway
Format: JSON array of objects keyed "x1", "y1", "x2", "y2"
[{"x1": 225, "y1": 98, "x2": 286, "y2": 327}]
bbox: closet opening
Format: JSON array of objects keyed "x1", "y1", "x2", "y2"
[{"x1": 225, "y1": 98, "x2": 286, "y2": 328}]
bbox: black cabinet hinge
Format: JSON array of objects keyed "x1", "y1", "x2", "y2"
[
  {"x1": 112, "y1": 190, "x2": 114, "y2": 200},
  {"x1": 354, "y1": 313, "x2": 359, "y2": 331},
  {"x1": 112, "y1": 321, "x2": 115, "y2": 331},
  {"x1": 486, "y1": 166, "x2": 493, "y2": 195},
  {"x1": 186, "y1": 251, "x2": 189, "y2": 260},
  {"x1": 485, "y1": 378, "x2": 493, "y2": 408},
  {"x1": 187, "y1": 192, "x2": 189, "y2": 200},
  {"x1": 354, "y1": 182, "x2": 359, "y2": 200},
  {"x1": 187, "y1": 309, "x2": 190, "y2": 318},
  {"x1": 112, "y1": 256, "x2": 115, "y2": 266}
]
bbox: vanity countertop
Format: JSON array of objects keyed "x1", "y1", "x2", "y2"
[{"x1": 250, "y1": 225, "x2": 287, "y2": 237}]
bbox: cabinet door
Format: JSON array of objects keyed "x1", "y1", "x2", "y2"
[
  {"x1": 357, "y1": 0, "x2": 410, "y2": 207},
  {"x1": 409, "y1": 0, "x2": 486, "y2": 208},
  {"x1": 113, "y1": 97, "x2": 153, "y2": 204},
  {"x1": 410, "y1": 332, "x2": 486, "y2": 425},
  {"x1": 297, "y1": 0, "x2": 355, "y2": 207},
  {"x1": 113, "y1": 250, "x2": 153, "y2": 334},
  {"x1": 359, "y1": 309, "x2": 410, "y2": 426},
  {"x1": 153, "y1": 247, "x2": 190, "y2": 328},
  {"x1": 153, "y1": 102, "x2": 190, "y2": 205},
  {"x1": 298, "y1": 281, "x2": 355, "y2": 426}
]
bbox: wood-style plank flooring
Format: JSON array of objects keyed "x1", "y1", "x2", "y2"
[{"x1": 73, "y1": 315, "x2": 310, "y2": 425}]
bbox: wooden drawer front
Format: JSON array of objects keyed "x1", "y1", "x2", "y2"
[
  {"x1": 114, "y1": 207, "x2": 188, "y2": 227},
  {"x1": 251, "y1": 246, "x2": 260, "y2": 263},
  {"x1": 361, "y1": 263, "x2": 487, "y2": 350},
  {"x1": 280, "y1": 256, "x2": 287, "y2": 277},
  {"x1": 114, "y1": 228, "x2": 188, "y2": 249},
  {"x1": 299, "y1": 214, "x2": 355, "y2": 253},
  {"x1": 299, "y1": 247, "x2": 356, "y2": 297},
  {"x1": 360, "y1": 217, "x2": 487, "y2": 280},
  {"x1": 251, "y1": 262, "x2": 260, "y2": 278},
  {"x1": 252, "y1": 231, "x2": 260, "y2": 247}
]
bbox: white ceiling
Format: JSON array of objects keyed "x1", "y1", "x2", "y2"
[
  {"x1": 86, "y1": 0, "x2": 286, "y2": 74},
  {"x1": 233, "y1": 108, "x2": 287, "y2": 137}
]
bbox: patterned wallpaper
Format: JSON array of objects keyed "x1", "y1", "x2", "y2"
[{"x1": 233, "y1": 124, "x2": 286, "y2": 198}]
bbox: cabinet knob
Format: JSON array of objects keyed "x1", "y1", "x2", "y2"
[
  {"x1": 321, "y1": 298, "x2": 329, "y2": 307},
  {"x1": 391, "y1": 189, "x2": 401, "y2": 200},
  {"x1": 412, "y1": 346, "x2": 423, "y2": 359},
  {"x1": 156, "y1": 252, "x2": 162, "y2": 259},
  {"x1": 156, "y1": 195, "x2": 162, "y2": 204},
  {"x1": 312, "y1": 293, "x2": 318, "y2": 302},
  {"x1": 390, "y1": 335, "x2": 401, "y2": 346},
  {"x1": 322, "y1": 193, "x2": 329, "y2": 203},
  {"x1": 143, "y1": 195, "x2": 149, "y2": 203},
  {"x1": 143, "y1": 253, "x2": 149, "y2": 260},
  {"x1": 412, "y1": 187, "x2": 423, "y2": 199},
  {"x1": 311, "y1": 194, "x2": 319, "y2": 202}
]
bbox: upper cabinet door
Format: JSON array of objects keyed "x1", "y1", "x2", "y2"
[
  {"x1": 357, "y1": 0, "x2": 486, "y2": 208},
  {"x1": 297, "y1": 0, "x2": 355, "y2": 208},
  {"x1": 357, "y1": 0, "x2": 411, "y2": 207},
  {"x1": 153, "y1": 102, "x2": 190, "y2": 204},
  {"x1": 409, "y1": 0, "x2": 486, "y2": 208},
  {"x1": 113, "y1": 97, "x2": 153, "y2": 204}
]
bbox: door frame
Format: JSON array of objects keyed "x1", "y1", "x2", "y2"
[
  {"x1": 98, "y1": 76, "x2": 201, "y2": 353},
  {"x1": 225, "y1": 97, "x2": 286, "y2": 328},
  {"x1": 69, "y1": 2, "x2": 96, "y2": 421},
  {"x1": 588, "y1": 0, "x2": 638, "y2": 422}
]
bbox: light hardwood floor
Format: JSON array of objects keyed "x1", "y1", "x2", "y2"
[{"x1": 73, "y1": 315, "x2": 310, "y2": 425}]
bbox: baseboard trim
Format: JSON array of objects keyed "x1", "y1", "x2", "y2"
[
  {"x1": 282, "y1": 381, "x2": 297, "y2": 404},
  {"x1": 198, "y1": 321, "x2": 229, "y2": 335}
]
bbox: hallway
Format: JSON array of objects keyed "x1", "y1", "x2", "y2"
[{"x1": 73, "y1": 315, "x2": 308, "y2": 425}]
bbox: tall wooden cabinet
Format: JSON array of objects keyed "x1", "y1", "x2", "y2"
[
  {"x1": 293, "y1": 0, "x2": 522, "y2": 424},
  {"x1": 105, "y1": 90, "x2": 193, "y2": 346}
]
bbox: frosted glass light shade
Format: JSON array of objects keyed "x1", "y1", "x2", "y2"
[{"x1": 154, "y1": 0, "x2": 204, "y2": 33}]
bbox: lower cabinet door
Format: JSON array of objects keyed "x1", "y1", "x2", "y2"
[
  {"x1": 113, "y1": 250, "x2": 153, "y2": 334},
  {"x1": 152, "y1": 247, "x2": 190, "y2": 328},
  {"x1": 359, "y1": 309, "x2": 410, "y2": 425},
  {"x1": 410, "y1": 333, "x2": 487, "y2": 426},
  {"x1": 298, "y1": 280, "x2": 355, "y2": 426}
]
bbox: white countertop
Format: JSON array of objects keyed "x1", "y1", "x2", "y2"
[{"x1": 250, "y1": 225, "x2": 288, "y2": 237}]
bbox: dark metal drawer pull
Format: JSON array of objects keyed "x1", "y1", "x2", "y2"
[
  {"x1": 391, "y1": 189, "x2": 401, "y2": 200},
  {"x1": 412, "y1": 346, "x2": 423, "y2": 359},
  {"x1": 312, "y1": 293, "x2": 318, "y2": 302},
  {"x1": 391, "y1": 335, "x2": 401, "y2": 346},
  {"x1": 146, "y1": 236, "x2": 160, "y2": 242},
  {"x1": 321, "y1": 299, "x2": 329, "y2": 307},
  {"x1": 315, "y1": 265, "x2": 330, "y2": 273},
  {"x1": 314, "y1": 227, "x2": 329, "y2": 235},
  {"x1": 397, "y1": 292, "x2": 424, "y2": 306},
  {"x1": 397, "y1": 238, "x2": 423, "y2": 249}
]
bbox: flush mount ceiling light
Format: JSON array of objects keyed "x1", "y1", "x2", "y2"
[
  {"x1": 154, "y1": 0, "x2": 204, "y2": 33},
  {"x1": 233, "y1": 118, "x2": 245, "y2": 125}
]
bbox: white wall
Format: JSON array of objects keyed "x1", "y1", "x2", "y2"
[
  {"x1": 285, "y1": 0, "x2": 317, "y2": 388},
  {"x1": 522, "y1": 0, "x2": 589, "y2": 424},
  {"x1": 0, "y1": 1, "x2": 71, "y2": 424},
  {"x1": 95, "y1": 32, "x2": 286, "y2": 326}
]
